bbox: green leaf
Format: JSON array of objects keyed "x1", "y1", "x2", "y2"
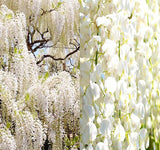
[
  {"x1": 78, "y1": 61, "x2": 80, "y2": 69},
  {"x1": 74, "y1": 135, "x2": 79, "y2": 142},
  {"x1": 72, "y1": 67, "x2": 76, "y2": 73},
  {"x1": 38, "y1": 74, "x2": 43, "y2": 79},
  {"x1": 57, "y1": 2, "x2": 63, "y2": 8},
  {"x1": 6, "y1": 13, "x2": 12, "y2": 19},
  {"x1": 6, "y1": 122, "x2": 11, "y2": 128},
  {"x1": 44, "y1": 72, "x2": 49, "y2": 80},
  {"x1": 14, "y1": 110, "x2": 17, "y2": 116},
  {"x1": 65, "y1": 138, "x2": 70, "y2": 146},
  {"x1": 18, "y1": 49, "x2": 23, "y2": 54},
  {"x1": 32, "y1": 112, "x2": 38, "y2": 119},
  {"x1": 20, "y1": 55, "x2": 24, "y2": 59},
  {"x1": 78, "y1": 0, "x2": 82, "y2": 4},
  {"x1": 14, "y1": 47, "x2": 18, "y2": 54},
  {"x1": 52, "y1": 3, "x2": 55, "y2": 8},
  {"x1": 146, "y1": 0, "x2": 149, "y2": 5},
  {"x1": 19, "y1": 111, "x2": 24, "y2": 115},
  {"x1": 25, "y1": 93, "x2": 30, "y2": 101}
]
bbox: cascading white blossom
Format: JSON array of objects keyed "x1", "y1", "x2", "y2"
[
  {"x1": 0, "y1": 0, "x2": 79, "y2": 46},
  {"x1": 24, "y1": 71, "x2": 79, "y2": 148},
  {"x1": 0, "y1": 126, "x2": 17, "y2": 150},
  {"x1": 0, "y1": 1, "x2": 80, "y2": 149},
  {"x1": 81, "y1": 0, "x2": 160, "y2": 149},
  {"x1": 0, "y1": 70, "x2": 46, "y2": 149}
]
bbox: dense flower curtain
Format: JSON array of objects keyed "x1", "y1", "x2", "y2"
[{"x1": 80, "y1": 0, "x2": 160, "y2": 149}]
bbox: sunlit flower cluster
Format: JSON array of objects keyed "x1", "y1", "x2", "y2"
[
  {"x1": 80, "y1": 0, "x2": 160, "y2": 149},
  {"x1": 0, "y1": 3, "x2": 80, "y2": 149},
  {"x1": 0, "y1": 0, "x2": 79, "y2": 45}
]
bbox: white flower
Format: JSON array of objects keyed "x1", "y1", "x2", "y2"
[
  {"x1": 147, "y1": 117, "x2": 152, "y2": 129},
  {"x1": 96, "y1": 16, "x2": 110, "y2": 27},
  {"x1": 110, "y1": 24, "x2": 121, "y2": 42},
  {"x1": 95, "y1": 142, "x2": 109, "y2": 150},
  {"x1": 82, "y1": 122, "x2": 97, "y2": 144},
  {"x1": 135, "y1": 103, "x2": 145, "y2": 119},
  {"x1": 139, "y1": 128, "x2": 147, "y2": 142},
  {"x1": 127, "y1": 143, "x2": 135, "y2": 150},
  {"x1": 86, "y1": 0, "x2": 99, "y2": 10},
  {"x1": 84, "y1": 85, "x2": 93, "y2": 105},
  {"x1": 117, "y1": 60, "x2": 128, "y2": 77},
  {"x1": 120, "y1": 44, "x2": 130, "y2": 60},
  {"x1": 116, "y1": 79, "x2": 127, "y2": 99},
  {"x1": 90, "y1": 81, "x2": 100, "y2": 100},
  {"x1": 104, "y1": 92, "x2": 115, "y2": 104},
  {"x1": 114, "y1": 120, "x2": 125, "y2": 142},
  {"x1": 129, "y1": 132, "x2": 139, "y2": 148},
  {"x1": 131, "y1": 113, "x2": 140, "y2": 129},
  {"x1": 90, "y1": 64, "x2": 102, "y2": 82},
  {"x1": 107, "y1": 54, "x2": 119, "y2": 74},
  {"x1": 102, "y1": 39, "x2": 116, "y2": 54},
  {"x1": 100, "y1": 119, "x2": 112, "y2": 137},
  {"x1": 105, "y1": 77, "x2": 117, "y2": 93},
  {"x1": 83, "y1": 105, "x2": 95, "y2": 122},
  {"x1": 120, "y1": 0, "x2": 135, "y2": 15},
  {"x1": 104, "y1": 103, "x2": 114, "y2": 118},
  {"x1": 93, "y1": 35, "x2": 101, "y2": 42},
  {"x1": 139, "y1": 128, "x2": 148, "y2": 150},
  {"x1": 138, "y1": 80, "x2": 146, "y2": 94},
  {"x1": 87, "y1": 143, "x2": 93, "y2": 150}
]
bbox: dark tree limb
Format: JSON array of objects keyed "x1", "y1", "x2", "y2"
[
  {"x1": 30, "y1": 39, "x2": 50, "y2": 46},
  {"x1": 27, "y1": 27, "x2": 51, "y2": 54},
  {"x1": 36, "y1": 45, "x2": 80, "y2": 65},
  {"x1": 27, "y1": 13, "x2": 80, "y2": 70}
]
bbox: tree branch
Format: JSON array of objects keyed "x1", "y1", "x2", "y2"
[
  {"x1": 27, "y1": 27, "x2": 51, "y2": 54},
  {"x1": 41, "y1": 8, "x2": 56, "y2": 16},
  {"x1": 30, "y1": 39, "x2": 49, "y2": 46},
  {"x1": 36, "y1": 46, "x2": 80, "y2": 65}
]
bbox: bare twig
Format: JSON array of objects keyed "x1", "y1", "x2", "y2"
[
  {"x1": 41, "y1": 8, "x2": 56, "y2": 16},
  {"x1": 69, "y1": 58, "x2": 74, "y2": 67}
]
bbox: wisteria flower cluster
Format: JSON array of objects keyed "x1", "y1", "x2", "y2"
[
  {"x1": 0, "y1": 3, "x2": 80, "y2": 149},
  {"x1": 80, "y1": 0, "x2": 160, "y2": 149}
]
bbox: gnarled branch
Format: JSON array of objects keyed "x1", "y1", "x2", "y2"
[{"x1": 36, "y1": 45, "x2": 80, "y2": 65}]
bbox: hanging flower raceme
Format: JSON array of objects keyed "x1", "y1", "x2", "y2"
[
  {"x1": 0, "y1": 0, "x2": 79, "y2": 46},
  {"x1": 81, "y1": 0, "x2": 160, "y2": 149}
]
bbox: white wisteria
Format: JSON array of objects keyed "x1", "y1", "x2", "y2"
[
  {"x1": 0, "y1": 0, "x2": 80, "y2": 149},
  {"x1": 80, "y1": 0, "x2": 160, "y2": 149}
]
